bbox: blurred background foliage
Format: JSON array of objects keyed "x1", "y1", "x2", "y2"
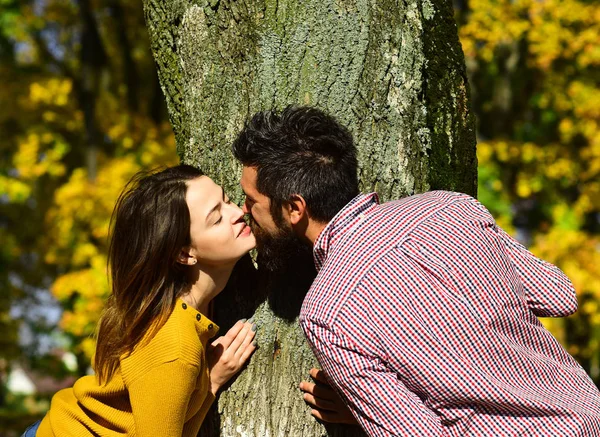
[
  {"x1": 456, "y1": 0, "x2": 600, "y2": 376},
  {"x1": 0, "y1": 0, "x2": 598, "y2": 433},
  {"x1": 0, "y1": 0, "x2": 176, "y2": 431}
]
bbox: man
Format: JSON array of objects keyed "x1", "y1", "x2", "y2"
[{"x1": 232, "y1": 105, "x2": 600, "y2": 436}]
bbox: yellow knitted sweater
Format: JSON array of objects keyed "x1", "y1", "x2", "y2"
[{"x1": 37, "y1": 299, "x2": 219, "y2": 436}]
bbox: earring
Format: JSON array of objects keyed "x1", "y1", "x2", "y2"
[{"x1": 191, "y1": 259, "x2": 197, "y2": 265}]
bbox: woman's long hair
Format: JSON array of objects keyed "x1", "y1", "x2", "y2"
[{"x1": 95, "y1": 164, "x2": 204, "y2": 384}]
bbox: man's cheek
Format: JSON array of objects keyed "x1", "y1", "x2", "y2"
[
  {"x1": 248, "y1": 216, "x2": 261, "y2": 231},
  {"x1": 253, "y1": 210, "x2": 265, "y2": 226}
]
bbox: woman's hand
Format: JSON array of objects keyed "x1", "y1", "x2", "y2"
[
  {"x1": 207, "y1": 320, "x2": 256, "y2": 395},
  {"x1": 299, "y1": 368, "x2": 358, "y2": 425}
]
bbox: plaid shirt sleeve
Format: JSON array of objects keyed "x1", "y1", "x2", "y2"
[
  {"x1": 464, "y1": 195, "x2": 578, "y2": 318},
  {"x1": 303, "y1": 192, "x2": 600, "y2": 435},
  {"x1": 496, "y1": 226, "x2": 578, "y2": 317},
  {"x1": 302, "y1": 317, "x2": 446, "y2": 437}
]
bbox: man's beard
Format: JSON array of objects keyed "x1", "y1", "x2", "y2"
[
  {"x1": 249, "y1": 216, "x2": 314, "y2": 273},
  {"x1": 248, "y1": 215, "x2": 317, "y2": 320}
]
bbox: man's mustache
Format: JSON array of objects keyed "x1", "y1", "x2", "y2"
[{"x1": 247, "y1": 215, "x2": 260, "y2": 230}]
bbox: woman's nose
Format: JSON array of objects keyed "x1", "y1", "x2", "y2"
[{"x1": 230, "y1": 202, "x2": 245, "y2": 222}]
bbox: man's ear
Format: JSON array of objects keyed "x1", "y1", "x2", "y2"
[
  {"x1": 177, "y1": 248, "x2": 198, "y2": 266},
  {"x1": 285, "y1": 194, "x2": 308, "y2": 225}
]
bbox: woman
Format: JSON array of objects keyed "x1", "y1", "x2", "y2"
[{"x1": 27, "y1": 165, "x2": 257, "y2": 436}]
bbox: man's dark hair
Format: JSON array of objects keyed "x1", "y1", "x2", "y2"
[{"x1": 232, "y1": 105, "x2": 359, "y2": 223}]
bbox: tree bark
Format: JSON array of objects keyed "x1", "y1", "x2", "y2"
[{"x1": 142, "y1": 0, "x2": 477, "y2": 435}]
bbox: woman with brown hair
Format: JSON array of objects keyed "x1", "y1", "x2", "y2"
[{"x1": 27, "y1": 165, "x2": 258, "y2": 436}]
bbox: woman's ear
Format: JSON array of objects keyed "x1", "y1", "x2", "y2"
[{"x1": 177, "y1": 248, "x2": 197, "y2": 266}]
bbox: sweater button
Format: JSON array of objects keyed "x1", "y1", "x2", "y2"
[
  {"x1": 196, "y1": 314, "x2": 201, "y2": 321},
  {"x1": 182, "y1": 303, "x2": 187, "y2": 310},
  {"x1": 208, "y1": 324, "x2": 213, "y2": 330}
]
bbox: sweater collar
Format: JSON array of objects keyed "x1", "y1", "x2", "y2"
[{"x1": 176, "y1": 298, "x2": 219, "y2": 339}]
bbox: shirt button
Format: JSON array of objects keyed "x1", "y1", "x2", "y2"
[
  {"x1": 182, "y1": 303, "x2": 187, "y2": 310},
  {"x1": 196, "y1": 314, "x2": 201, "y2": 321},
  {"x1": 208, "y1": 324, "x2": 214, "y2": 330}
]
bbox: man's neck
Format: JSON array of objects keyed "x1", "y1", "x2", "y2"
[{"x1": 306, "y1": 220, "x2": 328, "y2": 245}]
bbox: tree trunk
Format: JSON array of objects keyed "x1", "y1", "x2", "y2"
[{"x1": 142, "y1": 0, "x2": 477, "y2": 435}]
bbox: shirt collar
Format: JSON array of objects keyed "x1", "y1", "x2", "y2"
[{"x1": 313, "y1": 193, "x2": 379, "y2": 271}]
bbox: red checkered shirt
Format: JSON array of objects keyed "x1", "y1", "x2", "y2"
[{"x1": 300, "y1": 191, "x2": 600, "y2": 436}]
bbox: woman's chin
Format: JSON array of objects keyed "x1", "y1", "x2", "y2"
[
  {"x1": 243, "y1": 234, "x2": 257, "y2": 250},
  {"x1": 233, "y1": 245, "x2": 256, "y2": 263}
]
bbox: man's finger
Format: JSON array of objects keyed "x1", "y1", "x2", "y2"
[
  {"x1": 310, "y1": 368, "x2": 330, "y2": 385},
  {"x1": 302, "y1": 392, "x2": 336, "y2": 410},
  {"x1": 299, "y1": 381, "x2": 316, "y2": 395},
  {"x1": 310, "y1": 408, "x2": 345, "y2": 424},
  {"x1": 300, "y1": 381, "x2": 359, "y2": 426},
  {"x1": 303, "y1": 381, "x2": 337, "y2": 400}
]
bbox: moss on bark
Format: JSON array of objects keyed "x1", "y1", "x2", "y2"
[{"x1": 421, "y1": 0, "x2": 478, "y2": 196}]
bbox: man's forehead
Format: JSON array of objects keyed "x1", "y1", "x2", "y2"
[
  {"x1": 240, "y1": 166, "x2": 272, "y2": 205},
  {"x1": 240, "y1": 166, "x2": 258, "y2": 190}
]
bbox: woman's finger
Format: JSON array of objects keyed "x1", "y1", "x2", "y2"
[
  {"x1": 225, "y1": 322, "x2": 252, "y2": 354},
  {"x1": 207, "y1": 341, "x2": 225, "y2": 364},
  {"x1": 219, "y1": 319, "x2": 246, "y2": 349},
  {"x1": 234, "y1": 325, "x2": 256, "y2": 359},
  {"x1": 238, "y1": 339, "x2": 257, "y2": 365},
  {"x1": 210, "y1": 336, "x2": 223, "y2": 348}
]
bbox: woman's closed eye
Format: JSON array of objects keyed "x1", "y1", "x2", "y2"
[{"x1": 213, "y1": 195, "x2": 235, "y2": 225}]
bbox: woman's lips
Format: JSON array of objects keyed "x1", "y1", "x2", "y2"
[{"x1": 238, "y1": 224, "x2": 252, "y2": 237}]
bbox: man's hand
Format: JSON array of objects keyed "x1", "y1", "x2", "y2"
[
  {"x1": 207, "y1": 320, "x2": 256, "y2": 396},
  {"x1": 299, "y1": 368, "x2": 358, "y2": 425}
]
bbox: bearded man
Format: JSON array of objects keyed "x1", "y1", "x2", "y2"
[{"x1": 232, "y1": 105, "x2": 600, "y2": 437}]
